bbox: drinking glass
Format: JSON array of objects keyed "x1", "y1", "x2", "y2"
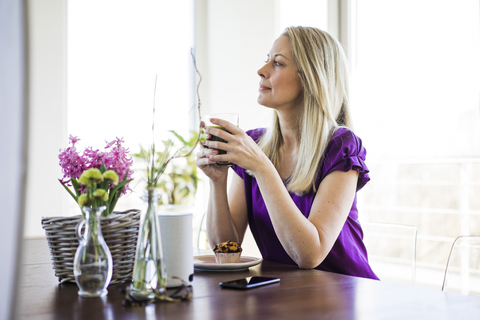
[{"x1": 204, "y1": 113, "x2": 239, "y2": 166}]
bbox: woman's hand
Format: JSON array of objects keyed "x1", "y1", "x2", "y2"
[
  {"x1": 196, "y1": 121, "x2": 230, "y2": 182},
  {"x1": 201, "y1": 117, "x2": 270, "y2": 175}
]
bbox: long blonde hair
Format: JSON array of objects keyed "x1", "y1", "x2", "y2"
[{"x1": 257, "y1": 26, "x2": 353, "y2": 195}]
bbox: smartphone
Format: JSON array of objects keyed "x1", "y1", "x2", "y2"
[{"x1": 219, "y1": 276, "x2": 280, "y2": 290}]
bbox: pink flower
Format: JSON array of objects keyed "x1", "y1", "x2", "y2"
[
  {"x1": 83, "y1": 147, "x2": 105, "y2": 170},
  {"x1": 58, "y1": 136, "x2": 87, "y2": 184},
  {"x1": 59, "y1": 136, "x2": 134, "y2": 194},
  {"x1": 69, "y1": 135, "x2": 80, "y2": 145},
  {"x1": 103, "y1": 137, "x2": 134, "y2": 194}
]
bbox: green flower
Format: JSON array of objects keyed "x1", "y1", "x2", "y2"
[
  {"x1": 78, "y1": 168, "x2": 103, "y2": 187},
  {"x1": 93, "y1": 189, "x2": 109, "y2": 202},
  {"x1": 78, "y1": 193, "x2": 90, "y2": 206},
  {"x1": 103, "y1": 170, "x2": 119, "y2": 185}
]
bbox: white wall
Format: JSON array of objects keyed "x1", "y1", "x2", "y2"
[
  {"x1": 25, "y1": 0, "x2": 68, "y2": 238},
  {"x1": 196, "y1": 0, "x2": 277, "y2": 131}
]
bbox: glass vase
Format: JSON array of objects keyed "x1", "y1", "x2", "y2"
[
  {"x1": 73, "y1": 206, "x2": 113, "y2": 298},
  {"x1": 130, "y1": 189, "x2": 167, "y2": 300}
]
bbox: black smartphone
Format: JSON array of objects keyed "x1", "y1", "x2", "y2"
[{"x1": 219, "y1": 276, "x2": 280, "y2": 290}]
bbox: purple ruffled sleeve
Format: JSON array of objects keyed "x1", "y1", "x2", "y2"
[
  {"x1": 233, "y1": 127, "x2": 369, "y2": 191},
  {"x1": 318, "y1": 128, "x2": 370, "y2": 191}
]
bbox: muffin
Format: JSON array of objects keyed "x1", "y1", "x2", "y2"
[{"x1": 213, "y1": 241, "x2": 243, "y2": 263}]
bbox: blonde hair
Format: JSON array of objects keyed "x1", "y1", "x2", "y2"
[{"x1": 257, "y1": 26, "x2": 353, "y2": 195}]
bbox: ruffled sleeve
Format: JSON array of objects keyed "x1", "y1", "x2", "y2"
[
  {"x1": 318, "y1": 128, "x2": 370, "y2": 191},
  {"x1": 231, "y1": 128, "x2": 266, "y2": 179}
]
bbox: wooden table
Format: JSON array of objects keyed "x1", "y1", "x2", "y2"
[{"x1": 15, "y1": 239, "x2": 480, "y2": 320}]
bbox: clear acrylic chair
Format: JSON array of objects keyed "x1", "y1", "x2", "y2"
[
  {"x1": 196, "y1": 210, "x2": 209, "y2": 249},
  {"x1": 442, "y1": 235, "x2": 480, "y2": 296},
  {"x1": 362, "y1": 222, "x2": 418, "y2": 286}
]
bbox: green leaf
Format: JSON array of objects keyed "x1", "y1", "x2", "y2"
[
  {"x1": 108, "y1": 181, "x2": 129, "y2": 214},
  {"x1": 169, "y1": 129, "x2": 187, "y2": 145},
  {"x1": 109, "y1": 194, "x2": 120, "y2": 215},
  {"x1": 100, "y1": 180, "x2": 109, "y2": 190},
  {"x1": 111, "y1": 179, "x2": 131, "y2": 197},
  {"x1": 59, "y1": 179, "x2": 78, "y2": 203},
  {"x1": 71, "y1": 178, "x2": 82, "y2": 197},
  {"x1": 103, "y1": 169, "x2": 133, "y2": 215},
  {"x1": 103, "y1": 201, "x2": 110, "y2": 217},
  {"x1": 123, "y1": 169, "x2": 130, "y2": 181},
  {"x1": 187, "y1": 130, "x2": 199, "y2": 146}
]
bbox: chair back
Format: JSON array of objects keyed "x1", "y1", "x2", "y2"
[
  {"x1": 196, "y1": 210, "x2": 208, "y2": 249},
  {"x1": 442, "y1": 235, "x2": 480, "y2": 296},
  {"x1": 362, "y1": 222, "x2": 417, "y2": 286}
]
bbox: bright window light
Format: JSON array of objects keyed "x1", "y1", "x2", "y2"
[
  {"x1": 352, "y1": 0, "x2": 480, "y2": 159},
  {"x1": 352, "y1": 0, "x2": 480, "y2": 290},
  {"x1": 68, "y1": 0, "x2": 195, "y2": 154},
  {"x1": 276, "y1": 0, "x2": 328, "y2": 34}
]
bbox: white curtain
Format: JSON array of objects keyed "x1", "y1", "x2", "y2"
[{"x1": 0, "y1": 0, "x2": 28, "y2": 318}]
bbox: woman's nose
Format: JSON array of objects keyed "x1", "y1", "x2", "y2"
[{"x1": 257, "y1": 66, "x2": 267, "y2": 78}]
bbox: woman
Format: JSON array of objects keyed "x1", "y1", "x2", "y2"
[{"x1": 196, "y1": 26, "x2": 378, "y2": 279}]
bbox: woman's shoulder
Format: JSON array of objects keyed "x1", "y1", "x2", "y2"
[
  {"x1": 322, "y1": 127, "x2": 368, "y2": 171},
  {"x1": 245, "y1": 128, "x2": 267, "y2": 143},
  {"x1": 327, "y1": 127, "x2": 364, "y2": 152},
  {"x1": 331, "y1": 127, "x2": 358, "y2": 140},
  {"x1": 319, "y1": 127, "x2": 370, "y2": 190}
]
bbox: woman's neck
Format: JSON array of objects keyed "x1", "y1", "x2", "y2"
[
  {"x1": 275, "y1": 110, "x2": 301, "y2": 181},
  {"x1": 277, "y1": 110, "x2": 300, "y2": 152}
]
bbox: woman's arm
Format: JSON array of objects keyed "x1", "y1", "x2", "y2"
[
  {"x1": 196, "y1": 121, "x2": 249, "y2": 250},
  {"x1": 254, "y1": 163, "x2": 358, "y2": 268},
  {"x1": 205, "y1": 173, "x2": 249, "y2": 249}
]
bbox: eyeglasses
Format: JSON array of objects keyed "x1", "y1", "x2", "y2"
[{"x1": 122, "y1": 276, "x2": 193, "y2": 307}]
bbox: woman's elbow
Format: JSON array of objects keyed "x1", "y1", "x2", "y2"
[{"x1": 296, "y1": 256, "x2": 323, "y2": 269}]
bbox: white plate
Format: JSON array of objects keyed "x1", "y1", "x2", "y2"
[{"x1": 194, "y1": 255, "x2": 262, "y2": 271}]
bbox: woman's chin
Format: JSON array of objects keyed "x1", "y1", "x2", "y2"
[
  {"x1": 257, "y1": 101, "x2": 275, "y2": 110},
  {"x1": 257, "y1": 97, "x2": 270, "y2": 108}
]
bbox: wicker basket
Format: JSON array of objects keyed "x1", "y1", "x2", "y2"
[{"x1": 41, "y1": 209, "x2": 140, "y2": 284}]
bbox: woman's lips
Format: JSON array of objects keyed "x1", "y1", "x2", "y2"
[{"x1": 259, "y1": 85, "x2": 271, "y2": 91}]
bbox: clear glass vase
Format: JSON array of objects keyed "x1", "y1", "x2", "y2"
[
  {"x1": 130, "y1": 189, "x2": 167, "y2": 300},
  {"x1": 73, "y1": 206, "x2": 113, "y2": 298}
]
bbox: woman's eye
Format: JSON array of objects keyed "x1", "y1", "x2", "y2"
[{"x1": 274, "y1": 61, "x2": 281, "y2": 66}]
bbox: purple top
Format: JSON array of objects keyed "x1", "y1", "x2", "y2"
[{"x1": 232, "y1": 127, "x2": 378, "y2": 280}]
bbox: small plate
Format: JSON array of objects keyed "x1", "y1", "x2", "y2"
[{"x1": 194, "y1": 255, "x2": 262, "y2": 272}]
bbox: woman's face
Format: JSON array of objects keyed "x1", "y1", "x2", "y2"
[{"x1": 257, "y1": 35, "x2": 303, "y2": 111}]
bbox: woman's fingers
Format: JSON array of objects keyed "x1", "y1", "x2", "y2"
[
  {"x1": 196, "y1": 145, "x2": 218, "y2": 159},
  {"x1": 205, "y1": 118, "x2": 239, "y2": 138},
  {"x1": 205, "y1": 126, "x2": 228, "y2": 143},
  {"x1": 202, "y1": 139, "x2": 226, "y2": 153},
  {"x1": 196, "y1": 143, "x2": 221, "y2": 166}
]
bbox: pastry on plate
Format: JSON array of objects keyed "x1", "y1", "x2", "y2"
[{"x1": 213, "y1": 241, "x2": 243, "y2": 263}]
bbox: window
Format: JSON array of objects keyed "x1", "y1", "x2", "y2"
[
  {"x1": 276, "y1": 0, "x2": 328, "y2": 34},
  {"x1": 68, "y1": 1, "x2": 195, "y2": 145},
  {"x1": 67, "y1": 0, "x2": 195, "y2": 213},
  {"x1": 352, "y1": 0, "x2": 480, "y2": 289}
]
